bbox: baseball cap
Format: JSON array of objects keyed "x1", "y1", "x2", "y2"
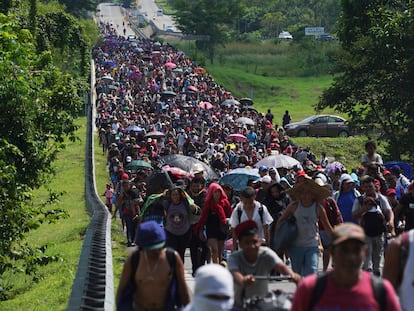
[
  {"x1": 331, "y1": 223, "x2": 366, "y2": 246},
  {"x1": 258, "y1": 165, "x2": 268, "y2": 172},
  {"x1": 386, "y1": 188, "x2": 397, "y2": 196},
  {"x1": 234, "y1": 220, "x2": 258, "y2": 239},
  {"x1": 339, "y1": 174, "x2": 355, "y2": 184}
]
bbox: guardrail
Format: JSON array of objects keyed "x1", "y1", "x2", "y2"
[{"x1": 66, "y1": 60, "x2": 114, "y2": 311}]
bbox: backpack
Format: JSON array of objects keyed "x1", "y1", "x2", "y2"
[
  {"x1": 326, "y1": 198, "x2": 342, "y2": 226},
  {"x1": 117, "y1": 247, "x2": 181, "y2": 311},
  {"x1": 308, "y1": 273, "x2": 386, "y2": 311},
  {"x1": 237, "y1": 203, "x2": 264, "y2": 225},
  {"x1": 358, "y1": 196, "x2": 386, "y2": 237}
]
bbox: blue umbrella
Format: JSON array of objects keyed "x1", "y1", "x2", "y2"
[{"x1": 219, "y1": 168, "x2": 260, "y2": 192}]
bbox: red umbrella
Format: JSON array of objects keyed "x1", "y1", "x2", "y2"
[
  {"x1": 198, "y1": 101, "x2": 213, "y2": 110},
  {"x1": 164, "y1": 62, "x2": 177, "y2": 68},
  {"x1": 226, "y1": 133, "x2": 248, "y2": 142},
  {"x1": 162, "y1": 165, "x2": 193, "y2": 179}
]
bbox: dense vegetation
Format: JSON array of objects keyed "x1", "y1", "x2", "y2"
[{"x1": 0, "y1": 0, "x2": 99, "y2": 300}]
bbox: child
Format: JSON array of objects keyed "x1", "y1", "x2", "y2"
[{"x1": 103, "y1": 183, "x2": 114, "y2": 213}]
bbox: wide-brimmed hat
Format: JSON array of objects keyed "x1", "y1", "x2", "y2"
[{"x1": 286, "y1": 178, "x2": 331, "y2": 201}]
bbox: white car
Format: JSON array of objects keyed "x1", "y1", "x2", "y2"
[
  {"x1": 165, "y1": 25, "x2": 174, "y2": 32},
  {"x1": 279, "y1": 31, "x2": 293, "y2": 40}
]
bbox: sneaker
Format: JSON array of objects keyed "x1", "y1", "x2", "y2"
[
  {"x1": 220, "y1": 260, "x2": 227, "y2": 268},
  {"x1": 285, "y1": 259, "x2": 290, "y2": 265}
]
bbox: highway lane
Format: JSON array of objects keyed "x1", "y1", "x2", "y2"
[{"x1": 136, "y1": 0, "x2": 177, "y2": 31}]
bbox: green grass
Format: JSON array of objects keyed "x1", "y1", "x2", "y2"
[{"x1": 0, "y1": 118, "x2": 89, "y2": 311}]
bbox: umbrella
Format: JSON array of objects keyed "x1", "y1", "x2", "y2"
[
  {"x1": 160, "y1": 90, "x2": 177, "y2": 98},
  {"x1": 188, "y1": 85, "x2": 198, "y2": 92},
  {"x1": 219, "y1": 168, "x2": 260, "y2": 192},
  {"x1": 221, "y1": 99, "x2": 240, "y2": 108},
  {"x1": 226, "y1": 133, "x2": 248, "y2": 143},
  {"x1": 160, "y1": 154, "x2": 218, "y2": 181},
  {"x1": 241, "y1": 106, "x2": 258, "y2": 113},
  {"x1": 126, "y1": 160, "x2": 153, "y2": 171},
  {"x1": 240, "y1": 97, "x2": 254, "y2": 106},
  {"x1": 161, "y1": 165, "x2": 193, "y2": 179},
  {"x1": 255, "y1": 154, "x2": 300, "y2": 169},
  {"x1": 236, "y1": 117, "x2": 255, "y2": 126},
  {"x1": 145, "y1": 131, "x2": 165, "y2": 138},
  {"x1": 101, "y1": 75, "x2": 114, "y2": 83},
  {"x1": 198, "y1": 102, "x2": 213, "y2": 110},
  {"x1": 165, "y1": 62, "x2": 177, "y2": 68},
  {"x1": 126, "y1": 125, "x2": 143, "y2": 132},
  {"x1": 326, "y1": 161, "x2": 345, "y2": 175},
  {"x1": 173, "y1": 68, "x2": 183, "y2": 74}
]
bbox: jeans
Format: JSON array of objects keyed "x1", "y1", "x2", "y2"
[
  {"x1": 289, "y1": 246, "x2": 319, "y2": 276},
  {"x1": 363, "y1": 235, "x2": 384, "y2": 276},
  {"x1": 189, "y1": 225, "x2": 209, "y2": 275}
]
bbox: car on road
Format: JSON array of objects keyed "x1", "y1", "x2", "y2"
[
  {"x1": 284, "y1": 115, "x2": 349, "y2": 137},
  {"x1": 165, "y1": 25, "x2": 174, "y2": 32},
  {"x1": 278, "y1": 31, "x2": 293, "y2": 40},
  {"x1": 156, "y1": 9, "x2": 163, "y2": 16}
]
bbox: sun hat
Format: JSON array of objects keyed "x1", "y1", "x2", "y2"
[
  {"x1": 135, "y1": 221, "x2": 166, "y2": 250},
  {"x1": 331, "y1": 222, "x2": 366, "y2": 246},
  {"x1": 286, "y1": 178, "x2": 331, "y2": 201},
  {"x1": 339, "y1": 173, "x2": 355, "y2": 184}
]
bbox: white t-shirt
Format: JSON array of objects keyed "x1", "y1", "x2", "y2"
[{"x1": 229, "y1": 201, "x2": 273, "y2": 241}]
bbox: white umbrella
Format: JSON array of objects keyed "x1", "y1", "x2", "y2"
[
  {"x1": 255, "y1": 154, "x2": 300, "y2": 169},
  {"x1": 236, "y1": 117, "x2": 255, "y2": 126}
]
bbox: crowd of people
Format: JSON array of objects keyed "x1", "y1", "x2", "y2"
[{"x1": 94, "y1": 21, "x2": 414, "y2": 311}]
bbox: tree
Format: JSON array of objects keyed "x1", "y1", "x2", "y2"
[
  {"x1": 173, "y1": 0, "x2": 244, "y2": 63},
  {"x1": 316, "y1": 0, "x2": 414, "y2": 161},
  {"x1": 0, "y1": 14, "x2": 83, "y2": 298}
]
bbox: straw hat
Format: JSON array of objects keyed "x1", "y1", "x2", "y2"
[{"x1": 286, "y1": 178, "x2": 331, "y2": 201}]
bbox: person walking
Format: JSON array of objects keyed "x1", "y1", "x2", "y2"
[
  {"x1": 352, "y1": 176, "x2": 395, "y2": 276},
  {"x1": 276, "y1": 178, "x2": 333, "y2": 276},
  {"x1": 116, "y1": 221, "x2": 190, "y2": 311},
  {"x1": 282, "y1": 110, "x2": 291, "y2": 128},
  {"x1": 184, "y1": 264, "x2": 235, "y2": 311},
  {"x1": 194, "y1": 183, "x2": 232, "y2": 264},
  {"x1": 290, "y1": 222, "x2": 401, "y2": 311}
]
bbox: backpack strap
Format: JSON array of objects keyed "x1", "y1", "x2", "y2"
[
  {"x1": 237, "y1": 205, "x2": 242, "y2": 224},
  {"x1": 258, "y1": 203, "x2": 264, "y2": 224},
  {"x1": 371, "y1": 275, "x2": 386, "y2": 311},
  {"x1": 308, "y1": 273, "x2": 328, "y2": 311}
]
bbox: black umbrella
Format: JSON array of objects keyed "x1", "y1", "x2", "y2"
[
  {"x1": 160, "y1": 90, "x2": 177, "y2": 98},
  {"x1": 159, "y1": 154, "x2": 218, "y2": 181},
  {"x1": 240, "y1": 97, "x2": 254, "y2": 106}
]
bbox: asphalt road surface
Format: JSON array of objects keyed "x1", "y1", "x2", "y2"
[
  {"x1": 135, "y1": 0, "x2": 177, "y2": 31},
  {"x1": 97, "y1": 3, "x2": 135, "y2": 36}
]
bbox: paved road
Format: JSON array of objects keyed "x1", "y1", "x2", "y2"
[
  {"x1": 97, "y1": 3, "x2": 135, "y2": 36},
  {"x1": 136, "y1": 0, "x2": 177, "y2": 31}
]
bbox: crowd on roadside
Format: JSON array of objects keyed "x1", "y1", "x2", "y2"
[{"x1": 95, "y1": 21, "x2": 414, "y2": 311}]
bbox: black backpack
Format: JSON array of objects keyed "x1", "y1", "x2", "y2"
[
  {"x1": 308, "y1": 273, "x2": 386, "y2": 311},
  {"x1": 358, "y1": 196, "x2": 386, "y2": 237}
]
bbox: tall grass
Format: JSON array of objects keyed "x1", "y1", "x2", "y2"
[{"x1": 0, "y1": 118, "x2": 89, "y2": 311}]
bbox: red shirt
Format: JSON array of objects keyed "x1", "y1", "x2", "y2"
[{"x1": 291, "y1": 271, "x2": 401, "y2": 311}]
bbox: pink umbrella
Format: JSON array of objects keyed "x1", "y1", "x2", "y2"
[
  {"x1": 226, "y1": 133, "x2": 248, "y2": 142},
  {"x1": 198, "y1": 102, "x2": 213, "y2": 110},
  {"x1": 162, "y1": 165, "x2": 194, "y2": 179},
  {"x1": 188, "y1": 85, "x2": 198, "y2": 92},
  {"x1": 164, "y1": 62, "x2": 177, "y2": 68}
]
